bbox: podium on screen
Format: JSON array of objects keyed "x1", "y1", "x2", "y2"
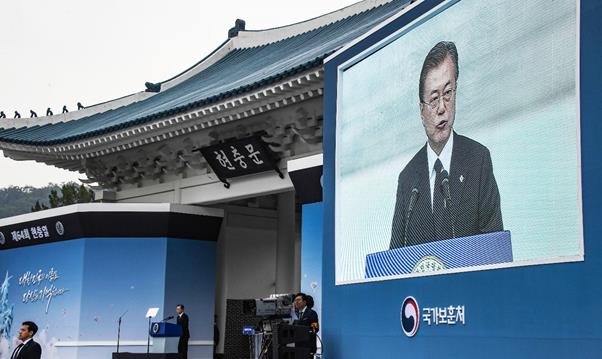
[{"x1": 365, "y1": 231, "x2": 512, "y2": 278}]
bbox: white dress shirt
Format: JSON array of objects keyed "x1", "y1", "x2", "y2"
[
  {"x1": 426, "y1": 132, "x2": 454, "y2": 210},
  {"x1": 295, "y1": 306, "x2": 307, "y2": 320}
]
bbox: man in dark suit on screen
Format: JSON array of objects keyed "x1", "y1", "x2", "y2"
[
  {"x1": 10, "y1": 321, "x2": 41, "y2": 359},
  {"x1": 389, "y1": 41, "x2": 503, "y2": 249},
  {"x1": 176, "y1": 304, "x2": 190, "y2": 359}
]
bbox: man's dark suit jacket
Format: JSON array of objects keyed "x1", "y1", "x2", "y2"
[
  {"x1": 293, "y1": 308, "x2": 319, "y2": 333},
  {"x1": 13, "y1": 339, "x2": 41, "y2": 359},
  {"x1": 390, "y1": 133, "x2": 503, "y2": 249},
  {"x1": 177, "y1": 312, "x2": 190, "y2": 338},
  {"x1": 293, "y1": 308, "x2": 319, "y2": 353},
  {"x1": 177, "y1": 312, "x2": 190, "y2": 358}
]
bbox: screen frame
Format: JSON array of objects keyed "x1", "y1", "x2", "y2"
[{"x1": 331, "y1": 0, "x2": 584, "y2": 286}]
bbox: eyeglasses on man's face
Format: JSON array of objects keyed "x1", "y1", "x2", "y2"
[{"x1": 422, "y1": 87, "x2": 456, "y2": 110}]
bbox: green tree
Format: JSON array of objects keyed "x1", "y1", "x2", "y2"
[
  {"x1": 0, "y1": 184, "x2": 57, "y2": 218},
  {"x1": 31, "y1": 200, "x2": 49, "y2": 212},
  {"x1": 33, "y1": 182, "x2": 95, "y2": 212}
]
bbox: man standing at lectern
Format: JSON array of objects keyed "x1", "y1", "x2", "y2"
[
  {"x1": 293, "y1": 293, "x2": 319, "y2": 354},
  {"x1": 11, "y1": 321, "x2": 41, "y2": 359},
  {"x1": 176, "y1": 304, "x2": 190, "y2": 359},
  {"x1": 389, "y1": 41, "x2": 503, "y2": 249}
]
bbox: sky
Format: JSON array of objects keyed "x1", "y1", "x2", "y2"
[{"x1": 0, "y1": 0, "x2": 359, "y2": 188}]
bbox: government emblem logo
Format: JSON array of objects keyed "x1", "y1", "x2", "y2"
[
  {"x1": 400, "y1": 296, "x2": 420, "y2": 337},
  {"x1": 55, "y1": 221, "x2": 65, "y2": 236},
  {"x1": 412, "y1": 255, "x2": 445, "y2": 273}
]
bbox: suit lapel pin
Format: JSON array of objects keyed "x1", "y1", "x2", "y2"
[{"x1": 459, "y1": 175, "x2": 464, "y2": 183}]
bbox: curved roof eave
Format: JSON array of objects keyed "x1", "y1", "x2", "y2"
[{"x1": 0, "y1": 0, "x2": 409, "y2": 148}]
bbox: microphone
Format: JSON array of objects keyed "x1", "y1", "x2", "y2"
[
  {"x1": 118, "y1": 310, "x2": 128, "y2": 324},
  {"x1": 440, "y1": 170, "x2": 452, "y2": 207},
  {"x1": 117, "y1": 310, "x2": 128, "y2": 354},
  {"x1": 161, "y1": 315, "x2": 174, "y2": 322},
  {"x1": 403, "y1": 187, "x2": 420, "y2": 246},
  {"x1": 408, "y1": 187, "x2": 419, "y2": 212},
  {"x1": 439, "y1": 170, "x2": 455, "y2": 238}
]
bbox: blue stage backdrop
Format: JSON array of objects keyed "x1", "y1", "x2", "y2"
[
  {"x1": 0, "y1": 207, "x2": 219, "y2": 359},
  {"x1": 322, "y1": 0, "x2": 602, "y2": 357},
  {"x1": 301, "y1": 203, "x2": 323, "y2": 326},
  {"x1": 0, "y1": 237, "x2": 215, "y2": 359}
]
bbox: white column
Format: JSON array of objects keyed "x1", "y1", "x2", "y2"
[{"x1": 275, "y1": 191, "x2": 297, "y2": 294}]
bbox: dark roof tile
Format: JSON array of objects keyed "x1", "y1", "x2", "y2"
[{"x1": 0, "y1": 1, "x2": 408, "y2": 146}]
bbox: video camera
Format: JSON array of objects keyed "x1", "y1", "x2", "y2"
[{"x1": 242, "y1": 293, "x2": 295, "y2": 318}]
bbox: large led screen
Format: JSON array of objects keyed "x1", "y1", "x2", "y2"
[{"x1": 335, "y1": 0, "x2": 581, "y2": 284}]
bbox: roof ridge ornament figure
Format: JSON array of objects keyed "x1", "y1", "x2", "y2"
[
  {"x1": 228, "y1": 19, "x2": 246, "y2": 38},
  {"x1": 145, "y1": 82, "x2": 161, "y2": 93},
  {"x1": 46, "y1": 107, "x2": 53, "y2": 116}
]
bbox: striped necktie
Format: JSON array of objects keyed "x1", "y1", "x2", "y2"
[
  {"x1": 11, "y1": 343, "x2": 24, "y2": 359},
  {"x1": 433, "y1": 159, "x2": 453, "y2": 240}
]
